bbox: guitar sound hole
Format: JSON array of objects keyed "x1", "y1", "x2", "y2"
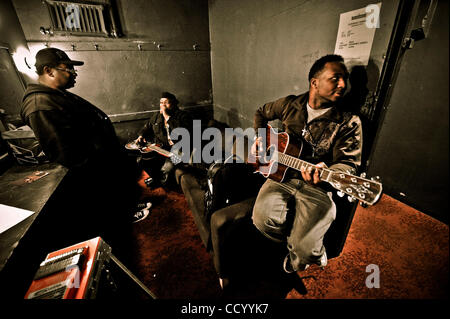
[{"x1": 261, "y1": 145, "x2": 277, "y2": 164}]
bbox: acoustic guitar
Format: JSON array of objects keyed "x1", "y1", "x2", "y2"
[
  {"x1": 125, "y1": 141, "x2": 182, "y2": 165},
  {"x1": 247, "y1": 125, "x2": 382, "y2": 206}
]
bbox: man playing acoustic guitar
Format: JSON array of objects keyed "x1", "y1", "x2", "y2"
[{"x1": 251, "y1": 54, "x2": 363, "y2": 273}]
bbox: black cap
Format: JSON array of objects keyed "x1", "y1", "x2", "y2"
[{"x1": 35, "y1": 48, "x2": 84, "y2": 68}]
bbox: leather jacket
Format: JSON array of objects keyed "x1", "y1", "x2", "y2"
[
  {"x1": 254, "y1": 92, "x2": 363, "y2": 175},
  {"x1": 139, "y1": 107, "x2": 193, "y2": 151}
]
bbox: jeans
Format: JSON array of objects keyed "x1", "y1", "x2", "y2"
[
  {"x1": 252, "y1": 178, "x2": 336, "y2": 271},
  {"x1": 140, "y1": 154, "x2": 175, "y2": 186}
]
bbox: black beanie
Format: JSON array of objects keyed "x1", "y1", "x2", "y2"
[{"x1": 161, "y1": 92, "x2": 178, "y2": 106}]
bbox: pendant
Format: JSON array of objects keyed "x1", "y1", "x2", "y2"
[{"x1": 302, "y1": 128, "x2": 307, "y2": 136}]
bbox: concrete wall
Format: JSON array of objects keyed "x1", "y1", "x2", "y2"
[
  {"x1": 208, "y1": 0, "x2": 400, "y2": 128},
  {"x1": 0, "y1": 0, "x2": 30, "y2": 120},
  {"x1": 368, "y1": 0, "x2": 449, "y2": 223},
  {"x1": 207, "y1": 0, "x2": 449, "y2": 223},
  {"x1": 0, "y1": 0, "x2": 28, "y2": 53},
  {"x1": 9, "y1": 0, "x2": 212, "y2": 142}
]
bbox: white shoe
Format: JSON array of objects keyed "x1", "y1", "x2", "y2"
[
  {"x1": 283, "y1": 251, "x2": 327, "y2": 273},
  {"x1": 136, "y1": 201, "x2": 152, "y2": 210},
  {"x1": 283, "y1": 255, "x2": 305, "y2": 273},
  {"x1": 132, "y1": 205, "x2": 151, "y2": 223},
  {"x1": 318, "y1": 251, "x2": 328, "y2": 269}
]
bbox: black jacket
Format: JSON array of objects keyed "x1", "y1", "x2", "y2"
[
  {"x1": 21, "y1": 84, "x2": 138, "y2": 254},
  {"x1": 254, "y1": 92, "x2": 363, "y2": 175},
  {"x1": 139, "y1": 107, "x2": 193, "y2": 151},
  {"x1": 21, "y1": 83, "x2": 123, "y2": 170}
]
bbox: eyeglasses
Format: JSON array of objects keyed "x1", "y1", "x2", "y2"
[{"x1": 54, "y1": 67, "x2": 77, "y2": 75}]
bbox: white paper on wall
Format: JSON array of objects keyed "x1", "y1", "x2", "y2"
[{"x1": 334, "y1": 3, "x2": 382, "y2": 67}]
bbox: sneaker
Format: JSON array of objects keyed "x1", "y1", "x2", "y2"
[
  {"x1": 144, "y1": 177, "x2": 153, "y2": 187},
  {"x1": 317, "y1": 251, "x2": 328, "y2": 269},
  {"x1": 136, "y1": 201, "x2": 152, "y2": 210},
  {"x1": 132, "y1": 206, "x2": 151, "y2": 223},
  {"x1": 283, "y1": 251, "x2": 328, "y2": 273},
  {"x1": 283, "y1": 255, "x2": 305, "y2": 273}
]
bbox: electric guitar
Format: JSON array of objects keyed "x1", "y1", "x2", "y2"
[
  {"x1": 247, "y1": 125, "x2": 383, "y2": 206},
  {"x1": 125, "y1": 141, "x2": 182, "y2": 165}
]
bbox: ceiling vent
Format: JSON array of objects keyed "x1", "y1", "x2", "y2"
[{"x1": 43, "y1": 0, "x2": 121, "y2": 37}]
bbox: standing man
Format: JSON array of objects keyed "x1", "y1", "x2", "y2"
[
  {"x1": 251, "y1": 54, "x2": 363, "y2": 274},
  {"x1": 136, "y1": 91, "x2": 192, "y2": 187},
  {"x1": 21, "y1": 48, "x2": 149, "y2": 259}
]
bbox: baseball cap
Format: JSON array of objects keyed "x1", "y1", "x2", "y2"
[{"x1": 35, "y1": 47, "x2": 84, "y2": 68}]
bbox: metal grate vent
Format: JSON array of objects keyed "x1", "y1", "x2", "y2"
[{"x1": 44, "y1": 0, "x2": 120, "y2": 37}]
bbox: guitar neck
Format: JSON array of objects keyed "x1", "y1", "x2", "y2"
[
  {"x1": 260, "y1": 125, "x2": 382, "y2": 206},
  {"x1": 274, "y1": 150, "x2": 382, "y2": 206},
  {"x1": 276, "y1": 151, "x2": 331, "y2": 181},
  {"x1": 148, "y1": 145, "x2": 173, "y2": 157}
]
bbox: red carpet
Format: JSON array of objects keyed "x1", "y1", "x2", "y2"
[
  {"x1": 131, "y1": 171, "x2": 448, "y2": 299},
  {"x1": 289, "y1": 195, "x2": 448, "y2": 299},
  {"x1": 131, "y1": 171, "x2": 221, "y2": 298}
]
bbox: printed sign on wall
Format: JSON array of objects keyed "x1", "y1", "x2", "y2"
[{"x1": 334, "y1": 3, "x2": 382, "y2": 67}]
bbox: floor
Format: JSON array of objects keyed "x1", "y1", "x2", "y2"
[{"x1": 130, "y1": 172, "x2": 449, "y2": 299}]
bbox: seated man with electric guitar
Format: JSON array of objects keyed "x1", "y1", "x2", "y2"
[
  {"x1": 250, "y1": 54, "x2": 380, "y2": 275},
  {"x1": 131, "y1": 92, "x2": 192, "y2": 188}
]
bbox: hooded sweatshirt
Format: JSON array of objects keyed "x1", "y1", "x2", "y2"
[{"x1": 21, "y1": 83, "x2": 122, "y2": 170}]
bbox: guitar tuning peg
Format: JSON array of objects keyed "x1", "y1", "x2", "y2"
[
  {"x1": 359, "y1": 202, "x2": 368, "y2": 208},
  {"x1": 337, "y1": 191, "x2": 345, "y2": 197},
  {"x1": 360, "y1": 172, "x2": 366, "y2": 178},
  {"x1": 347, "y1": 196, "x2": 356, "y2": 203},
  {"x1": 371, "y1": 176, "x2": 381, "y2": 181}
]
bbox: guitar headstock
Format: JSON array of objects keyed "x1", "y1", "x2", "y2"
[
  {"x1": 169, "y1": 147, "x2": 185, "y2": 165},
  {"x1": 170, "y1": 154, "x2": 182, "y2": 165},
  {"x1": 329, "y1": 171, "x2": 382, "y2": 206}
]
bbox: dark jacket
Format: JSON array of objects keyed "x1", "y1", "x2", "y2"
[
  {"x1": 139, "y1": 107, "x2": 193, "y2": 151},
  {"x1": 20, "y1": 83, "x2": 138, "y2": 255},
  {"x1": 21, "y1": 83, "x2": 123, "y2": 170},
  {"x1": 254, "y1": 92, "x2": 363, "y2": 175}
]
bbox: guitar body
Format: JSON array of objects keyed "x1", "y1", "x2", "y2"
[
  {"x1": 248, "y1": 126, "x2": 383, "y2": 206},
  {"x1": 248, "y1": 125, "x2": 302, "y2": 183}
]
